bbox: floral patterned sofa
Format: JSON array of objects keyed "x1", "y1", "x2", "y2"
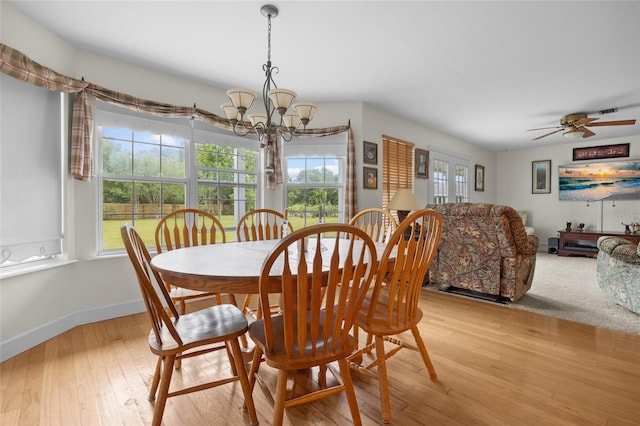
[
  {"x1": 596, "y1": 236, "x2": 640, "y2": 314},
  {"x1": 424, "y1": 203, "x2": 539, "y2": 302}
]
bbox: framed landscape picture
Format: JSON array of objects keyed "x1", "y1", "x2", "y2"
[
  {"x1": 532, "y1": 160, "x2": 551, "y2": 194},
  {"x1": 363, "y1": 141, "x2": 378, "y2": 165},
  {"x1": 415, "y1": 148, "x2": 429, "y2": 178},
  {"x1": 475, "y1": 165, "x2": 485, "y2": 192}
]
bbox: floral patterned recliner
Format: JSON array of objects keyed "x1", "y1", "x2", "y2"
[
  {"x1": 596, "y1": 236, "x2": 640, "y2": 314},
  {"x1": 425, "y1": 203, "x2": 539, "y2": 302}
]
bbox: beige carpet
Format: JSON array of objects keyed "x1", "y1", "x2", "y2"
[{"x1": 424, "y1": 252, "x2": 640, "y2": 335}]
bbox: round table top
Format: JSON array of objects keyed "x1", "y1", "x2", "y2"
[{"x1": 150, "y1": 239, "x2": 388, "y2": 294}]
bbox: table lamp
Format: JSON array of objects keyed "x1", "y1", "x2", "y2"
[{"x1": 388, "y1": 188, "x2": 420, "y2": 223}]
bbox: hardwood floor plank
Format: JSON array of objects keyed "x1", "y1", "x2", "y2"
[{"x1": 2, "y1": 290, "x2": 639, "y2": 425}]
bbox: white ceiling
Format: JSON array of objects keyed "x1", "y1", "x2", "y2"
[{"x1": 8, "y1": 1, "x2": 640, "y2": 151}]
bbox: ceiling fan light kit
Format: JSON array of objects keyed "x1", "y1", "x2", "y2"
[
  {"x1": 563, "y1": 126, "x2": 585, "y2": 140},
  {"x1": 528, "y1": 112, "x2": 636, "y2": 141}
]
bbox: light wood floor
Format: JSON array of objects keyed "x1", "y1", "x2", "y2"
[{"x1": 2, "y1": 290, "x2": 639, "y2": 425}]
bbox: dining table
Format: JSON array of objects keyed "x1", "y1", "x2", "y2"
[{"x1": 150, "y1": 238, "x2": 390, "y2": 296}]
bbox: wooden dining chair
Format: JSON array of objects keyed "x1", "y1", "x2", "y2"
[
  {"x1": 348, "y1": 209, "x2": 443, "y2": 423},
  {"x1": 121, "y1": 224, "x2": 257, "y2": 426},
  {"x1": 236, "y1": 208, "x2": 293, "y2": 318},
  {"x1": 155, "y1": 208, "x2": 235, "y2": 315},
  {"x1": 247, "y1": 223, "x2": 378, "y2": 426},
  {"x1": 349, "y1": 207, "x2": 398, "y2": 243}
]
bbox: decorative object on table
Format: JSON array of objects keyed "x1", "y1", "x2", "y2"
[
  {"x1": 348, "y1": 209, "x2": 443, "y2": 423},
  {"x1": 388, "y1": 188, "x2": 420, "y2": 223},
  {"x1": 248, "y1": 223, "x2": 378, "y2": 426},
  {"x1": 634, "y1": 222, "x2": 640, "y2": 233},
  {"x1": 558, "y1": 159, "x2": 640, "y2": 201},
  {"x1": 622, "y1": 222, "x2": 633, "y2": 234},
  {"x1": 577, "y1": 223, "x2": 585, "y2": 232},
  {"x1": 532, "y1": 160, "x2": 551, "y2": 194},
  {"x1": 573, "y1": 143, "x2": 630, "y2": 161},
  {"x1": 121, "y1": 224, "x2": 258, "y2": 426},
  {"x1": 219, "y1": 4, "x2": 318, "y2": 175},
  {"x1": 363, "y1": 140, "x2": 378, "y2": 165},
  {"x1": 415, "y1": 148, "x2": 429, "y2": 178},
  {"x1": 475, "y1": 164, "x2": 485, "y2": 192},
  {"x1": 566, "y1": 222, "x2": 572, "y2": 232},
  {"x1": 363, "y1": 166, "x2": 378, "y2": 189}
]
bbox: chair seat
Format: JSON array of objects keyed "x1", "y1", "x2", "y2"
[
  {"x1": 149, "y1": 303, "x2": 248, "y2": 355},
  {"x1": 356, "y1": 292, "x2": 424, "y2": 336},
  {"x1": 248, "y1": 315, "x2": 356, "y2": 370}
]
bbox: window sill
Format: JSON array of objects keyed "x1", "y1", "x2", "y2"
[{"x1": 0, "y1": 258, "x2": 78, "y2": 280}]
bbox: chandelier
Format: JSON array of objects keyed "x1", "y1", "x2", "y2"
[{"x1": 220, "y1": 4, "x2": 318, "y2": 152}]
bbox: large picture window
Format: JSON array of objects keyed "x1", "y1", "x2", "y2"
[
  {"x1": 283, "y1": 135, "x2": 347, "y2": 229},
  {"x1": 97, "y1": 102, "x2": 259, "y2": 251}
]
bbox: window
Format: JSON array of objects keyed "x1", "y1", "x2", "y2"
[
  {"x1": 1, "y1": 74, "x2": 63, "y2": 267},
  {"x1": 283, "y1": 135, "x2": 347, "y2": 229},
  {"x1": 430, "y1": 150, "x2": 470, "y2": 204},
  {"x1": 382, "y1": 135, "x2": 415, "y2": 219},
  {"x1": 97, "y1": 102, "x2": 259, "y2": 251}
]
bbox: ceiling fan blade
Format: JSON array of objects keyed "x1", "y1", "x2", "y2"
[
  {"x1": 527, "y1": 126, "x2": 562, "y2": 132},
  {"x1": 586, "y1": 119, "x2": 637, "y2": 127},
  {"x1": 574, "y1": 117, "x2": 599, "y2": 126},
  {"x1": 581, "y1": 127, "x2": 596, "y2": 138},
  {"x1": 532, "y1": 128, "x2": 564, "y2": 140}
]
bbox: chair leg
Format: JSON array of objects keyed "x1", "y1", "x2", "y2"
[
  {"x1": 374, "y1": 335, "x2": 392, "y2": 423},
  {"x1": 410, "y1": 325, "x2": 438, "y2": 381},
  {"x1": 228, "y1": 338, "x2": 258, "y2": 425},
  {"x1": 149, "y1": 357, "x2": 162, "y2": 401},
  {"x1": 224, "y1": 342, "x2": 238, "y2": 376},
  {"x1": 152, "y1": 355, "x2": 176, "y2": 426},
  {"x1": 248, "y1": 346, "x2": 264, "y2": 393},
  {"x1": 338, "y1": 358, "x2": 363, "y2": 426},
  {"x1": 242, "y1": 294, "x2": 253, "y2": 316},
  {"x1": 273, "y1": 369, "x2": 289, "y2": 426}
]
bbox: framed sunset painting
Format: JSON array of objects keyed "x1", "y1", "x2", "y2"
[{"x1": 558, "y1": 159, "x2": 640, "y2": 201}]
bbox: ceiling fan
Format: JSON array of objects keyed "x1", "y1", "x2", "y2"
[{"x1": 527, "y1": 112, "x2": 637, "y2": 141}]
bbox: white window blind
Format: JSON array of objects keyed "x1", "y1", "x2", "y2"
[{"x1": 1, "y1": 74, "x2": 63, "y2": 265}]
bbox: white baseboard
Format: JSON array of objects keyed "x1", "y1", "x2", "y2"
[{"x1": 0, "y1": 299, "x2": 146, "y2": 362}]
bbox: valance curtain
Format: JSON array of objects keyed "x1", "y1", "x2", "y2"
[{"x1": 0, "y1": 44, "x2": 357, "y2": 218}]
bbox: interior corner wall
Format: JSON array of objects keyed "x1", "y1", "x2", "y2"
[
  {"x1": 359, "y1": 103, "x2": 497, "y2": 208},
  {"x1": 496, "y1": 135, "x2": 640, "y2": 249}
]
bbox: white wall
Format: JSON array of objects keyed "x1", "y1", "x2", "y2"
[
  {"x1": 1, "y1": 3, "x2": 497, "y2": 361},
  {"x1": 496, "y1": 136, "x2": 640, "y2": 248},
  {"x1": 12, "y1": 2, "x2": 638, "y2": 362}
]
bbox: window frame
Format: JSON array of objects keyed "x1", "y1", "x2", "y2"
[
  {"x1": 282, "y1": 135, "x2": 348, "y2": 227},
  {"x1": 95, "y1": 103, "x2": 260, "y2": 253}
]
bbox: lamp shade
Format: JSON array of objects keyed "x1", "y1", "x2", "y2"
[
  {"x1": 248, "y1": 113, "x2": 268, "y2": 127},
  {"x1": 226, "y1": 88, "x2": 257, "y2": 111},
  {"x1": 282, "y1": 112, "x2": 301, "y2": 129},
  {"x1": 388, "y1": 189, "x2": 420, "y2": 211},
  {"x1": 563, "y1": 126, "x2": 585, "y2": 140},
  {"x1": 268, "y1": 88, "x2": 297, "y2": 111},
  {"x1": 293, "y1": 102, "x2": 318, "y2": 124},
  {"x1": 221, "y1": 103, "x2": 241, "y2": 121}
]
